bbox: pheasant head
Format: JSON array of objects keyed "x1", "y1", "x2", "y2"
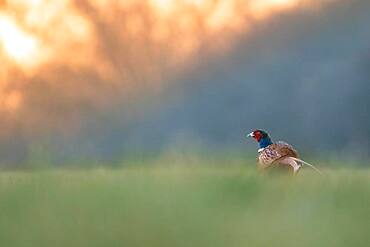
[{"x1": 246, "y1": 129, "x2": 273, "y2": 151}]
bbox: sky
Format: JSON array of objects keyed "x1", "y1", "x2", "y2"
[{"x1": 0, "y1": 0, "x2": 369, "y2": 165}]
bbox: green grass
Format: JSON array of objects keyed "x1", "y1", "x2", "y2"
[{"x1": 0, "y1": 162, "x2": 369, "y2": 247}]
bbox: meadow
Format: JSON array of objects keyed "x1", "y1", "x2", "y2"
[{"x1": 0, "y1": 157, "x2": 369, "y2": 247}]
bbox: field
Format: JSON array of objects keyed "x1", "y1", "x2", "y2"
[{"x1": 0, "y1": 158, "x2": 369, "y2": 247}]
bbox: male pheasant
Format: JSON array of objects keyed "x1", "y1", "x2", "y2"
[{"x1": 246, "y1": 130, "x2": 321, "y2": 175}]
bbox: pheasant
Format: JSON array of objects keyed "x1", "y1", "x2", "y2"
[{"x1": 246, "y1": 130, "x2": 321, "y2": 175}]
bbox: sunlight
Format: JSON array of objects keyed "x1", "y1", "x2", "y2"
[
  {"x1": 150, "y1": 0, "x2": 176, "y2": 15},
  {"x1": 249, "y1": 0, "x2": 299, "y2": 19},
  {"x1": 0, "y1": 15, "x2": 39, "y2": 64}
]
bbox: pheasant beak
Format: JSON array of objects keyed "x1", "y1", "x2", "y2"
[{"x1": 246, "y1": 132, "x2": 254, "y2": 138}]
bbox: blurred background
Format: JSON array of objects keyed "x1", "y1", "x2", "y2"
[{"x1": 0, "y1": 0, "x2": 369, "y2": 167}]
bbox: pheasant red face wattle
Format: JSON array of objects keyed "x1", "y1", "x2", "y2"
[{"x1": 253, "y1": 131, "x2": 262, "y2": 142}]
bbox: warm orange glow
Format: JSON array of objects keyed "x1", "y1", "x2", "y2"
[
  {"x1": 0, "y1": 0, "x2": 330, "y2": 120},
  {"x1": 3, "y1": 91, "x2": 23, "y2": 112},
  {"x1": 0, "y1": 0, "x2": 306, "y2": 71}
]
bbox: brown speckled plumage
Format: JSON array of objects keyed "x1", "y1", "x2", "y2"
[{"x1": 257, "y1": 141, "x2": 300, "y2": 172}]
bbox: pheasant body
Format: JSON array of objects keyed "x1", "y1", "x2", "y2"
[
  {"x1": 246, "y1": 130, "x2": 304, "y2": 174},
  {"x1": 257, "y1": 141, "x2": 300, "y2": 172}
]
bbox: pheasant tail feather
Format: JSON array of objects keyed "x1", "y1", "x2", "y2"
[{"x1": 290, "y1": 157, "x2": 323, "y2": 175}]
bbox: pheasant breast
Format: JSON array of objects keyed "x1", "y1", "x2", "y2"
[{"x1": 258, "y1": 141, "x2": 299, "y2": 169}]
